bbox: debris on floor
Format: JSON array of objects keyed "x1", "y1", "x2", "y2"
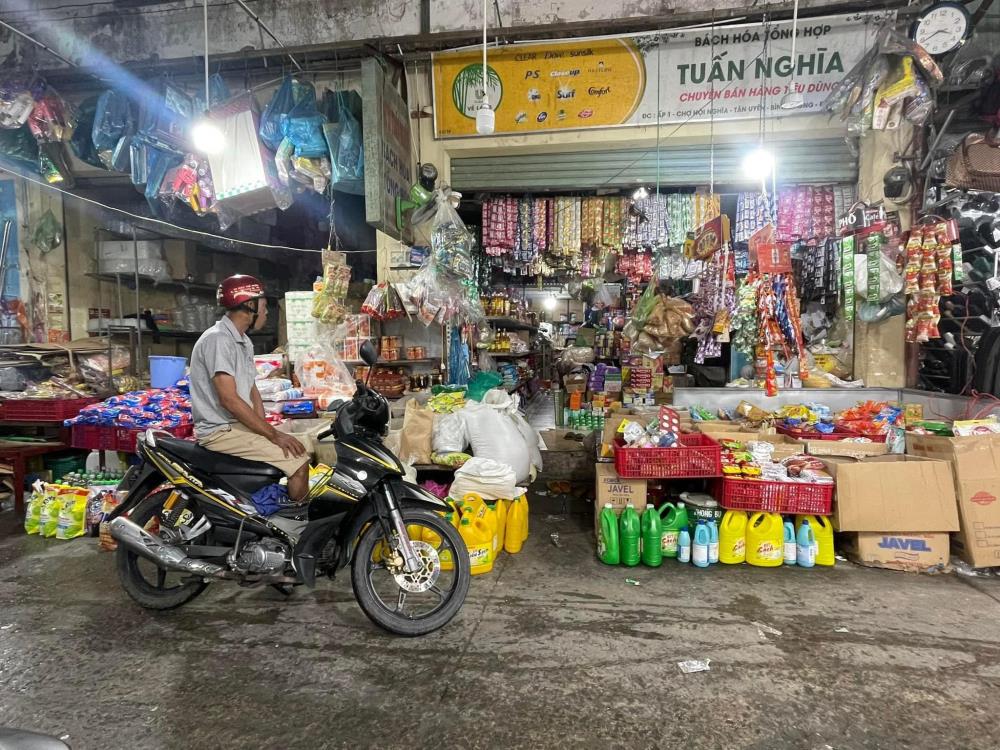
[{"x1": 677, "y1": 659, "x2": 711, "y2": 674}]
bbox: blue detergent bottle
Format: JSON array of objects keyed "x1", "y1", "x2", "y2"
[
  {"x1": 796, "y1": 518, "x2": 816, "y2": 568},
  {"x1": 678, "y1": 526, "x2": 692, "y2": 563},
  {"x1": 692, "y1": 520, "x2": 711, "y2": 568},
  {"x1": 783, "y1": 520, "x2": 797, "y2": 565},
  {"x1": 707, "y1": 519, "x2": 720, "y2": 564}
]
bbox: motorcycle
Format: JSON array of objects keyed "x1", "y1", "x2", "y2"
[{"x1": 107, "y1": 340, "x2": 470, "y2": 636}]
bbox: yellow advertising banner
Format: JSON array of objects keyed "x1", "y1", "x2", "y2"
[{"x1": 432, "y1": 38, "x2": 646, "y2": 137}]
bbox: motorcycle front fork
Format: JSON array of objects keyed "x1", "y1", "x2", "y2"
[{"x1": 382, "y1": 484, "x2": 422, "y2": 573}]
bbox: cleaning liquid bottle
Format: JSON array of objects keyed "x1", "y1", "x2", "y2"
[
  {"x1": 692, "y1": 520, "x2": 710, "y2": 568},
  {"x1": 658, "y1": 501, "x2": 689, "y2": 558},
  {"x1": 783, "y1": 519, "x2": 797, "y2": 566},
  {"x1": 707, "y1": 519, "x2": 720, "y2": 564},
  {"x1": 504, "y1": 497, "x2": 526, "y2": 554},
  {"x1": 797, "y1": 514, "x2": 834, "y2": 566},
  {"x1": 597, "y1": 503, "x2": 620, "y2": 565},
  {"x1": 520, "y1": 493, "x2": 530, "y2": 541},
  {"x1": 796, "y1": 518, "x2": 816, "y2": 568},
  {"x1": 619, "y1": 503, "x2": 641, "y2": 567},
  {"x1": 677, "y1": 526, "x2": 692, "y2": 563},
  {"x1": 719, "y1": 510, "x2": 747, "y2": 564},
  {"x1": 640, "y1": 503, "x2": 663, "y2": 567},
  {"x1": 460, "y1": 515, "x2": 494, "y2": 575},
  {"x1": 422, "y1": 511, "x2": 458, "y2": 570},
  {"x1": 746, "y1": 512, "x2": 783, "y2": 567},
  {"x1": 488, "y1": 499, "x2": 507, "y2": 556}
]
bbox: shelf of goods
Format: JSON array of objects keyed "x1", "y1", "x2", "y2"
[{"x1": 486, "y1": 317, "x2": 537, "y2": 333}]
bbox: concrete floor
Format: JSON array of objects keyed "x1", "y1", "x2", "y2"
[{"x1": 2, "y1": 506, "x2": 1000, "y2": 750}]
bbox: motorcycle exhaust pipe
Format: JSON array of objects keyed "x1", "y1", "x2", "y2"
[{"x1": 109, "y1": 516, "x2": 227, "y2": 578}]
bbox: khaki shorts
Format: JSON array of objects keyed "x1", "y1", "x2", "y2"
[{"x1": 199, "y1": 424, "x2": 310, "y2": 477}]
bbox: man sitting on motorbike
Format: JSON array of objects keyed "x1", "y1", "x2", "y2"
[{"x1": 189, "y1": 274, "x2": 310, "y2": 501}]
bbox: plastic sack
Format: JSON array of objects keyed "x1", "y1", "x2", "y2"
[
  {"x1": 450, "y1": 456, "x2": 521, "y2": 501},
  {"x1": 460, "y1": 401, "x2": 531, "y2": 483},
  {"x1": 432, "y1": 411, "x2": 467, "y2": 454},
  {"x1": 259, "y1": 76, "x2": 296, "y2": 151},
  {"x1": 56, "y1": 491, "x2": 88, "y2": 540},
  {"x1": 559, "y1": 346, "x2": 595, "y2": 367},
  {"x1": 324, "y1": 90, "x2": 365, "y2": 194},
  {"x1": 281, "y1": 83, "x2": 327, "y2": 158}
]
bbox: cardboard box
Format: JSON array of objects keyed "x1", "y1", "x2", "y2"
[
  {"x1": 840, "y1": 532, "x2": 949, "y2": 573},
  {"x1": 825, "y1": 455, "x2": 959, "y2": 533},
  {"x1": 564, "y1": 373, "x2": 588, "y2": 394},
  {"x1": 801, "y1": 439, "x2": 888, "y2": 459},
  {"x1": 906, "y1": 433, "x2": 1000, "y2": 568},
  {"x1": 594, "y1": 463, "x2": 647, "y2": 534}
]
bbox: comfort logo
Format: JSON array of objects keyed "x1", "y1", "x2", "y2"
[{"x1": 971, "y1": 491, "x2": 997, "y2": 506}]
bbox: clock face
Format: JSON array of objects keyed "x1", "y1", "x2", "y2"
[{"x1": 913, "y1": 3, "x2": 970, "y2": 55}]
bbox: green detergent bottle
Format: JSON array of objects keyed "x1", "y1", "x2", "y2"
[
  {"x1": 640, "y1": 503, "x2": 663, "y2": 567},
  {"x1": 658, "y1": 501, "x2": 689, "y2": 559},
  {"x1": 619, "y1": 503, "x2": 641, "y2": 567},
  {"x1": 597, "y1": 503, "x2": 620, "y2": 565}
]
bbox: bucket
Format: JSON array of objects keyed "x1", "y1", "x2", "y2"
[
  {"x1": 149, "y1": 355, "x2": 187, "y2": 388},
  {"x1": 680, "y1": 492, "x2": 722, "y2": 526}
]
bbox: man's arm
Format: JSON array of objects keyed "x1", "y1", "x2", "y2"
[
  {"x1": 250, "y1": 383, "x2": 265, "y2": 419},
  {"x1": 212, "y1": 373, "x2": 305, "y2": 458}
]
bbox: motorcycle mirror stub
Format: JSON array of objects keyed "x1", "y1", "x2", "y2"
[{"x1": 360, "y1": 339, "x2": 378, "y2": 366}]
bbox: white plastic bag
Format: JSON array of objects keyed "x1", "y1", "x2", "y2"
[
  {"x1": 432, "y1": 411, "x2": 467, "y2": 454},
  {"x1": 450, "y1": 457, "x2": 522, "y2": 500}
]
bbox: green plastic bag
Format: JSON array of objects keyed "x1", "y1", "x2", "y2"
[{"x1": 465, "y1": 372, "x2": 503, "y2": 402}]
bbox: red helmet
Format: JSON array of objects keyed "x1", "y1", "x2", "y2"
[{"x1": 217, "y1": 275, "x2": 265, "y2": 309}]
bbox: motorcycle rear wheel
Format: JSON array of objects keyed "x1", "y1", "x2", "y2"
[
  {"x1": 351, "y1": 508, "x2": 470, "y2": 636},
  {"x1": 116, "y1": 490, "x2": 210, "y2": 611}
]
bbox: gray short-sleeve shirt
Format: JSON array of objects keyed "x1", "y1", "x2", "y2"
[{"x1": 190, "y1": 316, "x2": 257, "y2": 438}]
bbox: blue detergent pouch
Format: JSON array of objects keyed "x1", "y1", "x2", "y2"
[{"x1": 282, "y1": 400, "x2": 316, "y2": 417}]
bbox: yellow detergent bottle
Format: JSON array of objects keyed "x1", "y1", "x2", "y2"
[
  {"x1": 487, "y1": 499, "x2": 507, "y2": 556},
  {"x1": 423, "y1": 511, "x2": 459, "y2": 570},
  {"x1": 460, "y1": 515, "x2": 494, "y2": 575},
  {"x1": 796, "y1": 514, "x2": 835, "y2": 566},
  {"x1": 520, "y1": 493, "x2": 530, "y2": 540},
  {"x1": 504, "y1": 497, "x2": 526, "y2": 554},
  {"x1": 746, "y1": 512, "x2": 784, "y2": 567},
  {"x1": 460, "y1": 492, "x2": 485, "y2": 518},
  {"x1": 719, "y1": 509, "x2": 748, "y2": 564}
]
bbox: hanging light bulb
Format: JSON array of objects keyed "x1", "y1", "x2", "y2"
[
  {"x1": 743, "y1": 148, "x2": 775, "y2": 180},
  {"x1": 632, "y1": 186, "x2": 649, "y2": 200},
  {"x1": 192, "y1": 115, "x2": 225, "y2": 154},
  {"x1": 542, "y1": 295, "x2": 558, "y2": 311},
  {"x1": 476, "y1": 95, "x2": 495, "y2": 135}
]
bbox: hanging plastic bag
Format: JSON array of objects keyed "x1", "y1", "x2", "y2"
[
  {"x1": 324, "y1": 91, "x2": 365, "y2": 195},
  {"x1": 0, "y1": 125, "x2": 39, "y2": 172},
  {"x1": 138, "y1": 81, "x2": 193, "y2": 152},
  {"x1": 27, "y1": 91, "x2": 75, "y2": 143},
  {"x1": 0, "y1": 77, "x2": 38, "y2": 129},
  {"x1": 144, "y1": 144, "x2": 184, "y2": 217},
  {"x1": 430, "y1": 188, "x2": 474, "y2": 279},
  {"x1": 259, "y1": 76, "x2": 296, "y2": 151},
  {"x1": 69, "y1": 95, "x2": 105, "y2": 169},
  {"x1": 294, "y1": 339, "x2": 356, "y2": 409},
  {"x1": 32, "y1": 209, "x2": 62, "y2": 253},
  {"x1": 92, "y1": 89, "x2": 133, "y2": 167},
  {"x1": 281, "y1": 82, "x2": 327, "y2": 158}
]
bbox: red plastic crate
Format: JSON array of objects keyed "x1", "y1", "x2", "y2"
[
  {"x1": 718, "y1": 477, "x2": 834, "y2": 515},
  {"x1": 613, "y1": 433, "x2": 723, "y2": 479},
  {"x1": 0, "y1": 397, "x2": 99, "y2": 422},
  {"x1": 116, "y1": 424, "x2": 193, "y2": 452},
  {"x1": 70, "y1": 424, "x2": 118, "y2": 451}
]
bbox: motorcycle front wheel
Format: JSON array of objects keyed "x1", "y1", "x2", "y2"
[{"x1": 351, "y1": 508, "x2": 470, "y2": 636}]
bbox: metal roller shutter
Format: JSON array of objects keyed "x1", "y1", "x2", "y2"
[{"x1": 450, "y1": 138, "x2": 857, "y2": 192}]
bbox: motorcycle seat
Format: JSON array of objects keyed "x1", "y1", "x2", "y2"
[{"x1": 157, "y1": 437, "x2": 283, "y2": 478}]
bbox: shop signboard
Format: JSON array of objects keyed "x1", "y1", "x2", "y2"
[
  {"x1": 362, "y1": 58, "x2": 413, "y2": 241},
  {"x1": 432, "y1": 10, "x2": 893, "y2": 138}
]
